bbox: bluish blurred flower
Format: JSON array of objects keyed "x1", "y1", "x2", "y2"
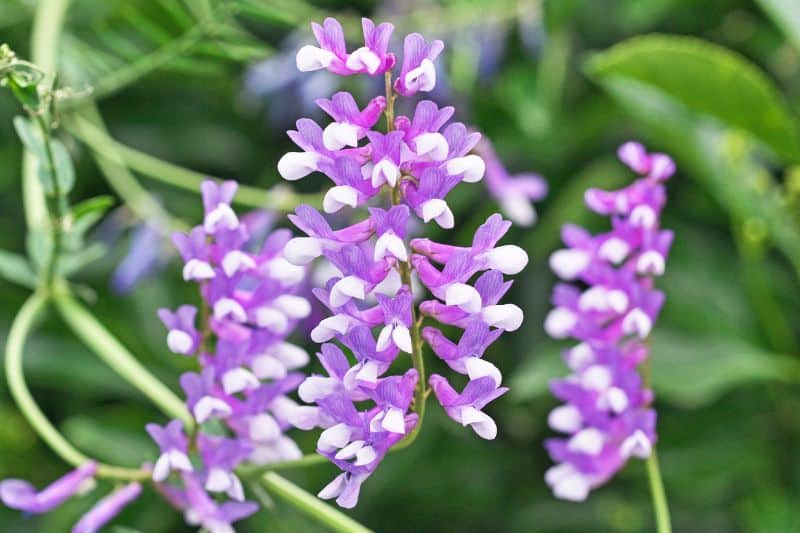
[{"x1": 111, "y1": 222, "x2": 167, "y2": 294}]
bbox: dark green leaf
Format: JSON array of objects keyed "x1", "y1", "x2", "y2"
[
  {"x1": 586, "y1": 34, "x2": 800, "y2": 161},
  {"x1": 25, "y1": 229, "x2": 52, "y2": 273}
]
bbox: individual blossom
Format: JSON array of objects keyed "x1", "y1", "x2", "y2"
[
  {"x1": 543, "y1": 142, "x2": 674, "y2": 501},
  {"x1": 72, "y1": 482, "x2": 142, "y2": 533},
  {"x1": 283, "y1": 16, "x2": 531, "y2": 508},
  {"x1": 474, "y1": 136, "x2": 547, "y2": 227},
  {"x1": 0, "y1": 461, "x2": 97, "y2": 514}
]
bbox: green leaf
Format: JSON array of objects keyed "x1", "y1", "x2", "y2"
[
  {"x1": 13, "y1": 115, "x2": 45, "y2": 160},
  {"x1": 71, "y1": 194, "x2": 115, "y2": 222},
  {"x1": 49, "y1": 138, "x2": 75, "y2": 194},
  {"x1": 650, "y1": 330, "x2": 799, "y2": 408},
  {"x1": 755, "y1": 0, "x2": 800, "y2": 52},
  {"x1": 0, "y1": 249, "x2": 37, "y2": 288},
  {"x1": 586, "y1": 34, "x2": 800, "y2": 161}
]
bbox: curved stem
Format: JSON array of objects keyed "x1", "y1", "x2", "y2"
[
  {"x1": 64, "y1": 116, "x2": 323, "y2": 212},
  {"x1": 646, "y1": 450, "x2": 672, "y2": 533},
  {"x1": 260, "y1": 472, "x2": 372, "y2": 533},
  {"x1": 53, "y1": 291, "x2": 194, "y2": 428},
  {"x1": 5, "y1": 292, "x2": 148, "y2": 480}
]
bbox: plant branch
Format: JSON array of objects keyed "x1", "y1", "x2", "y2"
[
  {"x1": 23, "y1": 0, "x2": 70, "y2": 230},
  {"x1": 260, "y1": 472, "x2": 372, "y2": 533},
  {"x1": 646, "y1": 450, "x2": 672, "y2": 533},
  {"x1": 64, "y1": 116, "x2": 323, "y2": 212},
  {"x1": 5, "y1": 292, "x2": 148, "y2": 480}
]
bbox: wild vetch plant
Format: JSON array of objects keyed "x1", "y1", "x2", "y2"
[
  {"x1": 0, "y1": 12, "x2": 678, "y2": 533},
  {"x1": 544, "y1": 142, "x2": 674, "y2": 509},
  {"x1": 277, "y1": 16, "x2": 530, "y2": 507}
]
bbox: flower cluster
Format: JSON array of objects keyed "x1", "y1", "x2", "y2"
[
  {"x1": 279, "y1": 17, "x2": 528, "y2": 508},
  {"x1": 543, "y1": 142, "x2": 675, "y2": 501},
  {"x1": 0, "y1": 462, "x2": 141, "y2": 533},
  {"x1": 150, "y1": 180, "x2": 314, "y2": 529}
]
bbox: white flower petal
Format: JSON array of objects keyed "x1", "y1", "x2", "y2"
[
  {"x1": 222, "y1": 367, "x2": 260, "y2": 395},
  {"x1": 482, "y1": 245, "x2": 528, "y2": 274},
  {"x1": 445, "y1": 154, "x2": 485, "y2": 182},
  {"x1": 548, "y1": 405, "x2": 583, "y2": 433},
  {"x1": 283, "y1": 237, "x2": 322, "y2": 265},
  {"x1": 392, "y1": 324, "x2": 413, "y2": 354},
  {"x1": 445, "y1": 283, "x2": 483, "y2": 314},
  {"x1": 182, "y1": 259, "x2": 215, "y2": 281},
  {"x1": 277, "y1": 151, "x2": 321, "y2": 181},
  {"x1": 296, "y1": 45, "x2": 336, "y2": 71},
  {"x1": 273, "y1": 295, "x2": 312, "y2": 319},
  {"x1": 318, "y1": 423, "x2": 351, "y2": 452},
  {"x1": 346, "y1": 46, "x2": 381, "y2": 74},
  {"x1": 481, "y1": 304, "x2": 524, "y2": 331},
  {"x1": 323, "y1": 122, "x2": 360, "y2": 151},
  {"x1": 381, "y1": 407, "x2": 406, "y2": 434},
  {"x1": 464, "y1": 358, "x2": 502, "y2": 386},
  {"x1": 323, "y1": 185, "x2": 359, "y2": 213},
  {"x1": 167, "y1": 329, "x2": 193, "y2": 354},
  {"x1": 549, "y1": 249, "x2": 590, "y2": 280},
  {"x1": 372, "y1": 159, "x2": 400, "y2": 187},
  {"x1": 413, "y1": 132, "x2": 449, "y2": 161},
  {"x1": 544, "y1": 307, "x2": 577, "y2": 338},
  {"x1": 330, "y1": 276, "x2": 366, "y2": 307}
]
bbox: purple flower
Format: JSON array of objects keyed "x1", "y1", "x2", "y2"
[
  {"x1": 394, "y1": 33, "x2": 444, "y2": 96},
  {"x1": 147, "y1": 420, "x2": 193, "y2": 482},
  {"x1": 544, "y1": 142, "x2": 674, "y2": 501},
  {"x1": 430, "y1": 375, "x2": 508, "y2": 439},
  {"x1": 111, "y1": 223, "x2": 166, "y2": 294},
  {"x1": 317, "y1": 92, "x2": 386, "y2": 150},
  {"x1": 284, "y1": 16, "x2": 530, "y2": 508},
  {"x1": 0, "y1": 462, "x2": 97, "y2": 514},
  {"x1": 72, "y1": 482, "x2": 142, "y2": 533},
  {"x1": 201, "y1": 180, "x2": 239, "y2": 234},
  {"x1": 474, "y1": 136, "x2": 547, "y2": 227},
  {"x1": 181, "y1": 473, "x2": 258, "y2": 532},
  {"x1": 296, "y1": 18, "x2": 396, "y2": 77},
  {"x1": 172, "y1": 227, "x2": 214, "y2": 281},
  {"x1": 158, "y1": 305, "x2": 201, "y2": 355}
]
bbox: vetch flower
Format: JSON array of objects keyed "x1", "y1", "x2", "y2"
[
  {"x1": 474, "y1": 136, "x2": 547, "y2": 226},
  {"x1": 284, "y1": 16, "x2": 532, "y2": 507},
  {"x1": 71, "y1": 482, "x2": 142, "y2": 533},
  {"x1": 0, "y1": 462, "x2": 97, "y2": 514},
  {"x1": 544, "y1": 142, "x2": 674, "y2": 501}
]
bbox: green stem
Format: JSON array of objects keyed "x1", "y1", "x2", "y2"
[
  {"x1": 646, "y1": 450, "x2": 672, "y2": 533},
  {"x1": 384, "y1": 73, "x2": 426, "y2": 447},
  {"x1": 238, "y1": 453, "x2": 327, "y2": 478},
  {"x1": 34, "y1": 113, "x2": 65, "y2": 286},
  {"x1": 23, "y1": 0, "x2": 70, "y2": 230},
  {"x1": 64, "y1": 116, "x2": 323, "y2": 212},
  {"x1": 260, "y1": 472, "x2": 372, "y2": 533},
  {"x1": 68, "y1": 103, "x2": 189, "y2": 232},
  {"x1": 53, "y1": 291, "x2": 194, "y2": 428},
  {"x1": 5, "y1": 292, "x2": 148, "y2": 480}
]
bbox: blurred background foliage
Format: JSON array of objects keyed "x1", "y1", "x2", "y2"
[{"x1": 2, "y1": 0, "x2": 800, "y2": 531}]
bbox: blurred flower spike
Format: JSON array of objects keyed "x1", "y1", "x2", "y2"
[{"x1": 543, "y1": 142, "x2": 675, "y2": 501}]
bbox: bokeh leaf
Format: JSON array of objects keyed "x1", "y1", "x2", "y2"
[
  {"x1": 586, "y1": 34, "x2": 800, "y2": 161},
  {"x1": 0, "y1": 249, "x2": 36, "y2": 288},
  {"x1": 510, "y1": 330, "x2": 798, "y2": 408},
  {"x1": 755, "y1": 0, "x2": 800, "y2": 52}
]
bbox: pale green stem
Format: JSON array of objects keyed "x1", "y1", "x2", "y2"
[
  {"x1": 260, "y1": 472, "x2": 372, "y2": 533},
  {"x1": 65, "y1": 116, "x2": 323, "y2": 212},
  {"x1": 23, "y1": 0, "x2": 70, "y2": 230},
  {"x1": 642, "y1": 354, "x2": 672, "y2": 532},
  {"x1": 5, "y1": 292, "x2": 148, "y2": 480},
  {"x1": 646, "y1": 450, "x2": 672, "y2": 533},
  {"x1": 53, "y1": 291, "x2": 194, "y2": 428},
  {"x1": 69, "y1": 103, "x2": 189, "y2": 232}
]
